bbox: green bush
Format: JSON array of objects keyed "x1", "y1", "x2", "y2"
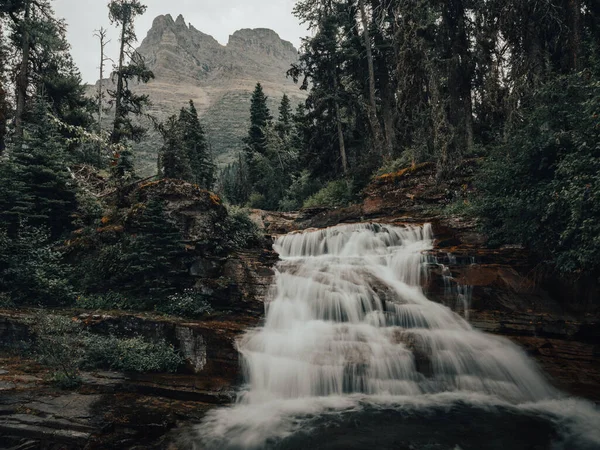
[
  {"x1": 303, "y1": 179, "x2": 354, "y2": 209},
  {"x1": 83, "y1": 335, "x2": 182, "y2": 373},
  {"x1": 247, "y1": 192, "x2": 267, "y2": 209},
  {"x1": 279, "y1": 170, "x2": 322, "y2": 211},
  {"x1": 222, "y1": 206, "x2": 263, "y2": 249},
  {"x1": 75, "y1": 292, "x2": 131, "y2": 311},
  {"x1": 156, "y1": 289, "x2": 213, "y2": 318},
  {"x1": 31, "y1": 314, "x2": 85, "y2": 388}
]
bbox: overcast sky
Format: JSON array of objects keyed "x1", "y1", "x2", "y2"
[{"x1": 53, "y1": 0, "x2": 309, "y2": 84}]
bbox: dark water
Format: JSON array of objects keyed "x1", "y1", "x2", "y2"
[
  {"x1": 191, "y1": 397, "x2": 600, "y2": 450},
  {"x1": 268, "y1": 404, "x2": 576, "y2": 450}
]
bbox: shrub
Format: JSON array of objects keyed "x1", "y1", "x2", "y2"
[
  {"x1": 83, "y1": 335, "x2": 183, "y2": 373},
  {"x1": 303, "y1": 179, "x2": 354, "y2": 208},
  {"x1": 75, "y1": 292, "x2": 131, "y2": 311},
  {"x1": 156, "y1": 289, "x2": 213, "y2": 318},
  {"x1": 222, "y1": 206, "x2": 262, "y2": 249},
  {"x1": 247, "y1": 192, "x2": 267, "y2": 209},
  {"x1": 279, "y1": 170, "x2": 322, "y2": 211},
  {"x1": 31, "y1": 314, "x2": 85, "y2": 388}
]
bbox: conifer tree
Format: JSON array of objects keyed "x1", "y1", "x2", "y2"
[
  {"x1": 0, "y1": 99, "x2": 77, "y2": 238},
  {"x1": 0, "y1": 19, "x2": 8, "y2": 153},
  {"x1": 2, "y1": 0, "x2": 94, "y2": 141},
  {"x1": 159, "y1": 115, "x2": 191, "y2": 180},
  {"x1": 179, "y1": 100, "x2": 214, "y2": 189},
  {"x1": 108, "y1": 0, "x2": 154, "y2": 146},
  {"x1": 244, "y1": 83, "x2": 272, "y2": 185},
  {"x1": 123, "y1": 198, "x2": 185, "y2": 300},
  {"x1": 275, "y1": 94, "x2": 293, "y2": 139}
]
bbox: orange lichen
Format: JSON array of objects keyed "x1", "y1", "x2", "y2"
[
  {"x1": 139, "y1": 179, "x2": 163, "y2": 190},
  {"x1": 375, "y1": 162, "x2": 432, "y2": 184},
  {"x1": 101, "y1": 216, "x2": 111, "y2": 225},
  {"x1": 209, "y1": 193, "x2": 222, "y2": 205}
]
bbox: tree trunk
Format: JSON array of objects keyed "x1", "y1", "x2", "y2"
[
  {"x1": 568, "y1": 0, "x2": 581, "y2": 71},
  {"x1": 96, "y1": 27, "x2": 109, "y2": 156},
  {"x1": 358, "y1": 0, "x2": 386, "y2": 158},
  {"x1": 15, "y1": 1, "x2": 31, "y2": 140},
  {"x1": 0, "y1": 20, "x2": 7, "y2": 154},
  {"x1": 371, "y1": 0, "x2": 396, "y2": 157},
  {"x1": 333, "y1": 76, "x2": 348, "y2": 174},
  {"x1": 111, "y1": 19, "x2": 127, "y2": 144},
  {"x1": 0, "y1": 83, "x2": 6, "y2": 154}
]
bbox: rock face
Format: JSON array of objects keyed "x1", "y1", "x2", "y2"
[{"x1": 96, "y1": 15, "x2": 306, "y2": 175}]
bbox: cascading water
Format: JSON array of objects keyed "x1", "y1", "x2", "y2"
[{"x1": 195, "y1": 223, "x2": 600, "y2": 450}]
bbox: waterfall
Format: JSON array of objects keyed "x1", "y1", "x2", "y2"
[
  {"x1": 239, "y1": 223, "x2": 554, "y2": 403},
  {"x1": 196, "y1": 223, "x2": 599, "y2": 450}
]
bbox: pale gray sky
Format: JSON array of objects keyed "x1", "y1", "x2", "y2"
[{"x1": 53, "y1": 0, "x2": 308, "y2": 84}]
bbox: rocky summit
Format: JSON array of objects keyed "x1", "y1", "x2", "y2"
[{"x1": 96, "y1": 14, "x2": 306, "y2": 175}]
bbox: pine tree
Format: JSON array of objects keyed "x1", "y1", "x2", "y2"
[
  {"x1": 179, "y1": 100, "x2": 214, "y2": 189},
  {"x1": 275, "y1": 94, "x2": 293, "y2": 139},
  {"x1": 0, "y1": 99, "x2": 77, "y2": 238},
  {"x1": 2, "y1": 0, "x2": 94, "y2": 141},
  {"x1": 123, "y1": 198, "x2": 185, "y2": 300},
  {"x1": 244, "y1": 83, "x2": 272, "y2": 185},
  {"x1": 159, "y1": 115, "x2": 192, "y2": 180},
  {"x1": 108, "y1": 0, "x2": 154, "y2": 146}
]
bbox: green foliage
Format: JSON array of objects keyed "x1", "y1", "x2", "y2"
[
  {"x1": 156, "y1": 289, "x2": 213, "y2": 319},
  {"x1": 71, "y1": 198, "x2": 187, "y2": 307},
  {"x1": 474, "y1": 73, "x2": 600, "y2": 277},
  {"x1": 124, "y1": 198, "x2": 186, "y2": 298},
  {"x1": 32, "y1": 314, "x2": 85, "y2": 388},
  {"x1": 303, "y1": 179, "x2": 354, "y2": 209},
  {"x1": 279, "y1": 170, "x2": 322, "y2": 211},
  {"x1": 180, "y1": 100, "x2": 215, "y2": 189},
  {"x1": 218, "y1": 153, "x2": 250, "y2": 205},
  {"x1": 83, "y1": 335, "x2": 182, "y2": 373},
  {"x1": 32, "y1": 313, "x2": 182, "y2": 383},
  {"x1": 221, "y1": 206, "x2": 262, "y2": 250},
  {"x1": 0, "y1": 225, "x2": 74, "y2": 306},
  {"x1": 75, "y1": 292, "x2": 131, "y2": 311},
  {"x1": 0, "y1": 100, "x2": 78, "y2": 237},
  {"x1": 275, "y1": 94, "x2": 293, "y2": 139},
  {"x1": 108, "y1": 0, "x2": 154, "y2": 145},
  {"x1": 159, "y1": 115, "x2": 192, "y2": 180},
  {"x1": 229, "y1": 88, "x2": 303, "y2": 210},
  {"x1": 159, "y1": 100, "x2": 215, "y2": 188}
]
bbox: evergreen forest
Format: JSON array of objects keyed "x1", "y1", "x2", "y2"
[{"x1": 0, "y1": 0, "x2": 598, "y2": 317}]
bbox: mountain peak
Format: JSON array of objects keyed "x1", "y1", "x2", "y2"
[{"x1": 175, "y1": 14, "x2": 187, "y2": 28}]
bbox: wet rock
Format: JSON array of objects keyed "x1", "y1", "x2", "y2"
[{"x1": 175, "y1": 326, "x2": 207, "y2": 373}]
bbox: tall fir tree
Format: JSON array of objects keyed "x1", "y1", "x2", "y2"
[
  {"x1": 159, "y1": 115, "x2": 192, "y2": 181},
  {"x1": 0, "y1": 99, "x2": 77, "y2": 238},
  {"x1": 108, "y1": 0, "x2": 154, "y2": 147},
  {"x1": 244, "y1": 83, "x2": 272, "y2": 185},
  {"x1": 123, "y1": 198, "x2": 185, "y2": 300},
  {"x1": 179, "y1": 100, "x2": 215, "y2": 189},
  {"x1": 275, "y1": 94, "x2": 293, "y2": 139}
]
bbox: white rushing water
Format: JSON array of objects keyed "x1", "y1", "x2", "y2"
[{"x1": 196, "y1": 223, "x2": 599, "y2": 449}]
